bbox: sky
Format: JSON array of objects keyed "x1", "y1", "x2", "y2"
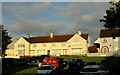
[{"x1": 2, "y1": 1, "x2": 112, "y2": 44}]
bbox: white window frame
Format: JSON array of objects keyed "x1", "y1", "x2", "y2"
[
  {"x1": 37, "y1": 50, "x2": 45, "y2": 55},
  {"x1": 72, "y1": 48, "x2": 81, "y2": 55},
  {"x1": 51, "y1": 43, "x2": 56, "y2": 47},
  {"x1": 42, "y1": 43, "x2": 46, "y2": 47},
  {"x1": 61, "y1": 43, "x2": 66, "y2": 46},
  {"x1": 72, "y1": 42, "x2": 82, "y2": 45},
  {"x1": 33, "y1": 44, "x2": 37, "y2": 47},
  {"x1": 18, "y1": 50, "x2": 25, "y2": 55},
  {"x1": 52, "y1": 49, "x2": 61, "y2": 54}
]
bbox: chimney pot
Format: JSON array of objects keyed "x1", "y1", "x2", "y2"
[
  {"x1": 78, "y1": 30, "x2": 81, "y2": 35},
  {"x1": 50, "y1": 32, "x2": 54, "y2": 38},
  {"x1": 27, "y1": 34, "x2": 30, "y2": 39}
]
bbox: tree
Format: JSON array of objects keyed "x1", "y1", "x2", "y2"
[
  {"x1": 1, "y1": 24, "x2": 12, "y2": 55},
  {"x1": 100, "y1": 1, "x2": 120, "y2": 28}
]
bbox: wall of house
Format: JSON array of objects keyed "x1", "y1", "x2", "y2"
[
  {"x1": 14, "y1": 37, "x2": 30, "y2": 57},
  {"x1": 100, "y1": 37, "x2": 113, "y2": 54},
  {"x1": 100, "y1": 37, "x2": 120, "y2": 56},
  {"x1": 5, "y1": 49, "x2": 15, "y2": 56},
  {"x1": 30, "y1": 42, "x2": 68, "y2": 56},
  {"x1": 5, "y1": 33, "x2": 90, "y2": 58},
  {"x1": 7, "y1": 39, "x2": 18, "y2": 49},
  {"x1": 67, "y1": 34, "x2": 88, "y2": 55},
  {"x1": 29, "y1": 34, "x2": 89, "y2": 56}
]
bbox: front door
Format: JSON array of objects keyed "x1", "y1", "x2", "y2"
[
  {"x1": 63, "y1": 50, "x2": 67, "y2": 55},
  {"x1": 104, "y1": 48, "x2": 106, "y2": 53},
  {"x1": 47, "y1": 50, "x2": 50, "y2": 56},
  {"x1": 31, "y1": 51, "x2": 34, "y2": 56}
]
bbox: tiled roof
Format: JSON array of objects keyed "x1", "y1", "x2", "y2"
[
  {"x1": 100, "y1": 28, "x2": 120, "y2": 38},
  {"x1": 24, "y1": 34, "x2": 88, "y2": 43}
]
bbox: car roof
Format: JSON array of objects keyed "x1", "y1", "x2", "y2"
[
  {"x1": 42, "y1": 65, "x2": 53, "y2": 67},
  {"x1": 84, "y1": 65, "x2": 100, "y2": 69}
]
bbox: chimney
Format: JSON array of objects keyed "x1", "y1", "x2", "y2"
[
  {"x1": 78, "y1": 30, "x2": 81, "y2": 35},
  {"x1": 50, "y1": 32, "x2": 54, "y2": 38},
  {"x1": 27, "y1": 34, "x2": 30, "y2": 39}
]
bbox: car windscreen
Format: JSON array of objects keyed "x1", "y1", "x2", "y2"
[
  {"x1": 82, "y1": 68, "x2": 99, "y2": 72},
  {"x1": 87, "y1": 62, "x2": 97, "y2": 65},
  {"x1": 38, "y1": 66, "x2": 52, "y2": 70}
]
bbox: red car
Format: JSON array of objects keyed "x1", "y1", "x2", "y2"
[{"x1": 43, "y1": 58, "x2": 59, "y2": 68}]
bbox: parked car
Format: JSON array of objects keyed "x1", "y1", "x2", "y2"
[
  {"x1": 56, "y1": 58, "x2": 68, "y2": 68},
  {"x1": 36, "y1": 65, "x2": 56, "y2": 75},
  {"x1": 27, "y1": 60, "x2": 39, "y2": 66},
  {"x1": 43, "y1": 58, "x2": 59, "y2": 68},
  {"x1": 68, "y1": 59, "x2": 76, "y2": 68},
  {"x1": 14, "y1": 59, "x2": 27, "y2": 65},
  {"x1": 85, "y1": 62, "x2": 100, "y2": 66},
  {"x1": 80, "y1": 65, "x2": 109, "y2": 75},
  {"x1": 73, "y1": 59, "x2": 84, "y2": 69},
  {"x1": 2, "y1": 58, "x2": 15, "y2": 67}
]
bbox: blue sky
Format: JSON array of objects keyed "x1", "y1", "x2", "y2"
[{"x1": 2, "y1": 2, "x2": 111, "y2": 44}]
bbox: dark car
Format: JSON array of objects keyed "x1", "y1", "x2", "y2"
[
  {"x1": 86, "y1": 62, "x2": 97, "y2": 66},
  {"x1": 68, "y1": 59, "x2": 76, "y2": 68},
  {"x1": 14, "y1": 58, "x2": 27, "y2": 65},
  {"x1": 56, "y1": 58, "x2": 68, "y2": 68},
  {"x1": 73, "y1": 59, "x2": 84, "y2": 69},
  {"x1": 2, "y1": 58, "x2": 15, "y2": 67}
]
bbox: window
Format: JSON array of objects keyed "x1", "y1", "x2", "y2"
[
  {"x1": 114, "y1": 47, "x2": 119, "y2": 51},
  {"x1": 33, "y1": 44, "x2": 37, "y2": 47},
  {"x1": 61, "y1": 43, "x2": 66, "y2": 46},
  {"x1": 72, "y1": 48, "x2": 81, "y2": 55},
  {"x1": 18, "y1": 44, "x2": 25, "y2": 47},
  {"x1": 52, "y1": 43, "x2": 56, "y2": 47},
  {"x1": 18, "y1": 44, "x2": 20, "y2": 47},
  {"x1": 37, "y1": 50, "x2": 45, "y2": 55},
  {"x1": 52, "y1": 49, "x2": 61, "y2": 54},
  {"x1": 103, "y1": 39, "x2": 107, "y2": 42},
  {"x1": 114, "y1": 38, "x2": 118, "y2": 41},
  {"x1": 18, "y1": 50, "x2": 25, "y2": 55},
  {"x1": 23, "y1": 44, "x2": 25, "y2": 47},
  {"x1": 72, "y1": 42, "x2": 82, "y2": 45},
  {"x1": 42, "y1": 44, "x2": 46, "y2": 47}
]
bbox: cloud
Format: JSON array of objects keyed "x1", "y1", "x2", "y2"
[
  {"x1": 3, "y1": 2, "x2": 111, "y2": 44},
  {"x1": 2, "y1": 2, "x2": 52, "y2": 19}
]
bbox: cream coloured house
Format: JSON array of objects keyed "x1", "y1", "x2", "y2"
[{"x1": 5, "y1": 30, "x2": 91, "y2": 58}]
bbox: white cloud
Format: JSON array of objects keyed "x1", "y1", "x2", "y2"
[
  {"x1": 3, "y1": 2, "x2": 111, "y2": 44},
  {"x1": 3, "y1": 2, "x2": 52, "y2": 18}
]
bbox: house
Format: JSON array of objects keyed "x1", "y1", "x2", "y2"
[
  {"x1": 94, "y1": 28, "x2": 120, "y2": 56},
  {"x1": 5, "y1": 30, "x2": 91, "y2": 58}
]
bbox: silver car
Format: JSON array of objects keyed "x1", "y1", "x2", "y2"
[
  {"x1": 80, "y1": 65, "x2": 109, "y2": 75},
  {"x1": 36, "y1": 65, "x2": 56, "y2": 75}
]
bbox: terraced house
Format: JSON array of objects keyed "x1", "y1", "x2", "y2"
[{"x1": 5, "y1": 30, "x2": 91, "y2": 58}]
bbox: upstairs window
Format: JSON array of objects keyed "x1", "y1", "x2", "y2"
[
  {"x1": 33, "y1": 44, "x2": 37, "y2": 47},
  {"x1": 18, "y1": 44, "x2": 25, "y2": 47},
  {"x1": 42, "y1": 43, "x2": 46, "y2": 47},
  {"x1": 103, "y1": 39, "x2": 107, "y2": 43},
  {"x1": 72, "y1": 42, "x2": 82, "y2": 45},
  {"x1": 61, "y1": 43, "x2": 66, "y2": 46},
  {"x1": 114, "y1": 38, "x2": 118, "y2": 41},
  {"x1": 52, "y1": 43, "x2": 56, "y2": 47},
  {"x1": 18, "y1": 44, "x2": 21, "y2": 47}
]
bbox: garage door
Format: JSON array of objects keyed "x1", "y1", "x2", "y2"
[{"x1": 72, "y1": 48, "x2": 81, "y2": 55}]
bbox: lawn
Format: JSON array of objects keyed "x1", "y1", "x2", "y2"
[
  {"x1": 15, "y1": 67, "x2": 39, "y2": 75},
  {"x1": 2, "y1": 65, "x2": 38, "y2": 75}
]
